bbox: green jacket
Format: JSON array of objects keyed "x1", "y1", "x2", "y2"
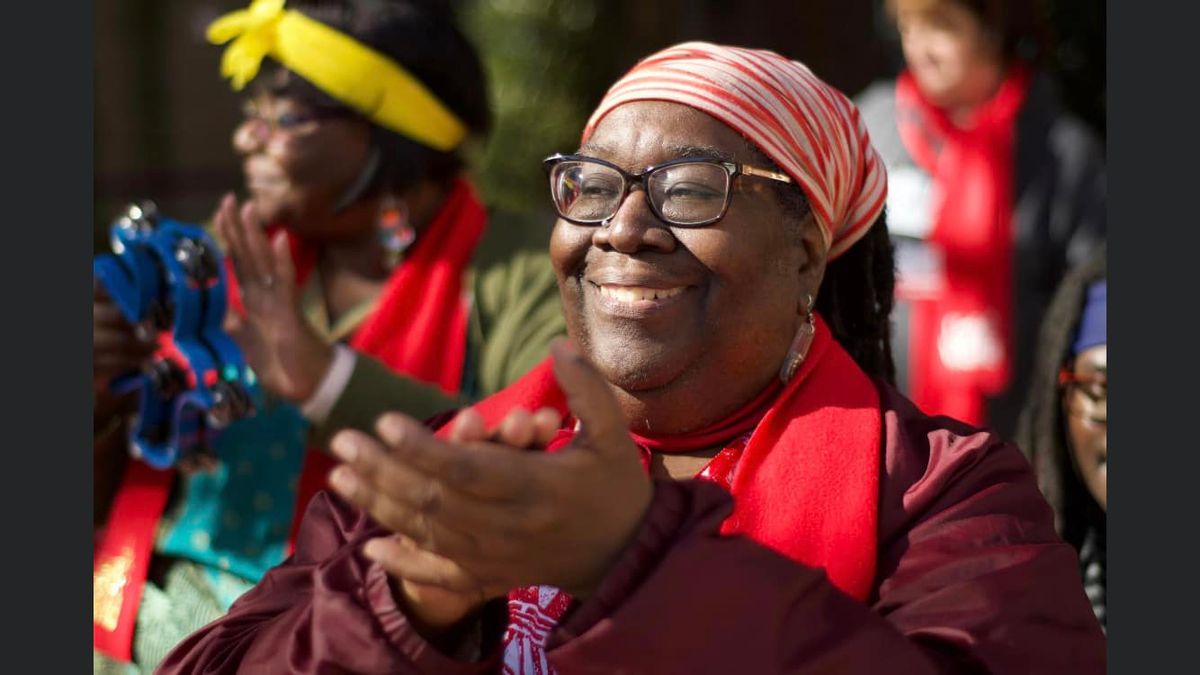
[{"x1": 311, "y1": 210, "x2": 565, "y2": 441}]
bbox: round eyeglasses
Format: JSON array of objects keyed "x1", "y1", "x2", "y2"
[
  {"x1": 544, "y1": 153, "x2": 794, "y2": 227},
  {"x1": 1059, "y1": 367, "x2": 1108, "y2": 426}
]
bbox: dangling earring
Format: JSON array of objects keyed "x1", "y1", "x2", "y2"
[
  {"x1": 377, "y1": 193, "x2": 415, "y2": 270},
  {"x1": 778, "y1": 293, "x2": 817, "y2": 384}
]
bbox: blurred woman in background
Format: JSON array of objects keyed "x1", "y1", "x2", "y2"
[
  {"x1": 857, "y1": 0, "x2": 1106, "y2": 436},
  {"x1": 92, "y1": 1, "x2": 562, "y2": 671},
  {"x1": 1017, "y1": 248, "x2": 1106, "y2": 630}
]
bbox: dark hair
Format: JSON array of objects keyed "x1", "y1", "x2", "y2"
[
  {"x1": 252, "y1": 0, "x2": 491, "y2": 192},
  {"x1": 757, "y1": 172, "x2": 895, "y2": 384},
  {"x1": 817, "y1": 214, "x2": 896, "y2": 384},
  {"x1": 885, "y1": 0, "x2": 1050, "y2": 65},
  {"x1": 1015, "y1": 247, "x2": 1106, "y2": 545}
]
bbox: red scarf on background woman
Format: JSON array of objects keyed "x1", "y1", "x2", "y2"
[
  {"x1": 95, "y1": 180, "x2": 486, "y2": 661},
  {"x1": 283, "y1": 178, "x2": 486, "y2": 543},
  {"x1": 894, "y1": 66, "x2": 1030, "y2": 426},
  {"x1": 456, "y1": 315, "x2": 882, "y2": 674}
]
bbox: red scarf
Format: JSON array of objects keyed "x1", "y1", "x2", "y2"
[
  {"x1": 94, "y1": 180, "x2": 486, "y2": 661},
  {"x1": 288, "y1": 179, "x2": 486, "y2": 543},
  {"x1": 460, "y1": 314, "x2": 882, "y2": 597},
  {"x1": 894, "y1": 67, "x2": 1030, "y2": 426},
  {"x1": 458, "y1": 316, "x2": 881, "y2": 673}
]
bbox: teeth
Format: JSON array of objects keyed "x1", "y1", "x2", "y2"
[{"x1": 599, "y1": 285, "x2": 685, "y2": 302}]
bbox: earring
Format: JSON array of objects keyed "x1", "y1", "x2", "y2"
[
  {"x1": 378, "y1": 193, "x2": 415, "y2": 270},
  {"x1": 778, "y1": 293, "x2": 817, "y2": 384}
]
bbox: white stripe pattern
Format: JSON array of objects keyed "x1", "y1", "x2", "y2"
[{"x1": 582, "y1": 42, "x2": 887, "y2": 259}]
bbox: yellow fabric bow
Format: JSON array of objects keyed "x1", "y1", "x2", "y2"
[
  {"x1": 207, "y1": 0, "x2": 286, "y2": 91},
  {"x1": 206, "y1": 0, "x2": 467, "y2": 151}
]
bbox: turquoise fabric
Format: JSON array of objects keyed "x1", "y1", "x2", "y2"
[{"x1": 158, "y1": 399, "x2": 308, "y2": 593}]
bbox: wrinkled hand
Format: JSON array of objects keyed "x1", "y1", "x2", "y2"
[
  {"x1": 328, "y1": 339, "x2": 651, "y2": 625},
  {"x1": 215, "y1": 194, "x2": 332, "y2": 403},
  {"x1": 364, "y1": 408, "x2": 516, "y2": 634}
]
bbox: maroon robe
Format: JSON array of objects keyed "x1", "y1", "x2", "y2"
[{"x1": 157, "y1": 384, "x2": 1106, "y2": 674}]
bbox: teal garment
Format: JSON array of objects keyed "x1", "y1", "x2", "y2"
[{"x1": 158, "y1": 399, "x2": 309, "y2": 594}]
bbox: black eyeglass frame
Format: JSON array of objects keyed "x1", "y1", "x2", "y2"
[{"x1": 543, "y1": 152, "x2": 794, "y2": 227}]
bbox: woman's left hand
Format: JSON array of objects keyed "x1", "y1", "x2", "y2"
[
  {"x1": 328, "y1": 339, "x2": 652, "y2": 602},
  {"x1": 215, "y1": 194, "x2": 332, "y2": 403}
]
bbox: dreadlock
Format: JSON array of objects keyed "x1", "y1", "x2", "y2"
[
  {"x1": 1015, "y1": 246, "x2": 1106, "y2": 544},
  {"x1": 757, "y1": 143, "x2": 898, "y2": 385},
  {"x1": 817, "y1": 215, "x2": 897, "y2": 385}
]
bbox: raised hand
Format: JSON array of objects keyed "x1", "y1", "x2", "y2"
[
  {"x1": 327, "y1": 339, "x2": 651, "y2": 622},
  {"x1": 214, "y1": 194, "x2": 332, "y2": 403}
]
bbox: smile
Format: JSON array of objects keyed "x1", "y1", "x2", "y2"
[
  {"x1": 588, "y1": 281, "x2": 695, "y2": 318},
  {"x1": 597, "y1": 284, "x2": 686, "y2": 302}
]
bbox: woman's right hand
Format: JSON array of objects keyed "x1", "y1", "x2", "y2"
[
  {"x1": 215, "y1": 194, "x2": 334, "y2": 404},
  {"x1": 335, "y1": 408, "x2": 562, "y2": 638},
  {"x1": 93, "y1": 277, "x2": 157, "y2": 393}
]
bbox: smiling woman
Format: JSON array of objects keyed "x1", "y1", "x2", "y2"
[{"x1": 160, "y1": 42, "x2": 1105, "y2": 675}]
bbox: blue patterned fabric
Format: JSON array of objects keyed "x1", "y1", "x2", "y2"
[{"x1": 158, "y1": 399, "x2": 309, "y2": 599}]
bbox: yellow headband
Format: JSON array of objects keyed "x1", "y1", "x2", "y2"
[{"x1": 207, "y1": 0, "x2": 467, "y2": 151}]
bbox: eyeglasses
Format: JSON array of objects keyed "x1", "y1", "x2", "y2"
[
  {"x1": 543, "y1": 153, "x2": 794, "y2": 227},
  {"x1": 1059, "y1": 367, "x2": 1107, "y2": 425},
  {"x1": 240, "y1": 100, "x2": 355, "y2": 136}
]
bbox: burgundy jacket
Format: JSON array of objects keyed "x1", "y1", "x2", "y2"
[{"x1": 158, "y1": 385, "x2": 1106, "y2": 674}]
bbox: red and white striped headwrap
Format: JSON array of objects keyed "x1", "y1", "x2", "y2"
[{"x1": 582, "y1": 42, "x2": 887, "y2": 259}]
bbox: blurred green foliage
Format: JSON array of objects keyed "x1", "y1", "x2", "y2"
[{"x1": 457, "y1": 0, "x2": 622, "y2": 216}]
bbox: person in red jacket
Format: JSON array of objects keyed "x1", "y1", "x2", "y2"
[{"x1": 160, "y1": 42, "x2": 1105, "y2": 674}]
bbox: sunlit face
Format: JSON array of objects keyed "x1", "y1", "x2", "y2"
[
  {"x1": 549, "y1": 101, "x2": 826, "y2": 434},
  {"x1": 895, "y1": 1, "x2": 1005, "y2": 111},
  {"x1": 1063, "y1": 344, "x2": 1107, "y2": 510},
  {"x1": 232, "y1": 89, "x2": 373, "y2": 239}
]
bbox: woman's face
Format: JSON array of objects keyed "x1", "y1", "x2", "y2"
[
  {"x1": 550, "y1": 101, "x2": 827, "y2": 434},
  {"x1": 233, "y1": 90, "x2": 373, "y2": 238},
  {"x1": 1064, "y1": 344, "x2": 1107, "y2": 510},
  {"x1": 895, "y1": 1, "x2": 1005, "y2": 110}
]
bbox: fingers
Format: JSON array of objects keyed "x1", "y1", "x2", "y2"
[
  {"x1": 448, "y1": 408, "x2": 487, "y2": 444},
  {"x1": 328, "y1": 429, "x2": 516, "y2": 556},
  {"x1": 549, "y1": 339, "x2": 634, "y2": 458},
  {"x1": 95, "y1": 293, "x2": 157, "y2": 383},
  {"x1": 270, "y1": 230, "x2": 296, "y2": 293},
  {"x1": 217, "y1": 195, "x2": 268, "y2": 289},
  {"x1": 490, "y1": 407, "x2": 564, "y2": 449},
  {"x1": 496, "y1": 409, "x2": 536, "y2": 449},
  {"x1": 363, "y1": 535, "x2": 488, "y2": 595},
  {"x1": 216, "y1": 194, "x2": 252, "y2": 284},
  {"x1": 531, "y1": 407, "x2": 562, "y2": 447},
  {"x1": 238, "y1": 201, "x2": 274, "y2": 286},
  {"x1": 373, "y1": 413, "x2": 533, "y2": 501}
]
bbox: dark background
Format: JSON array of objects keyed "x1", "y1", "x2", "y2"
[{"x1": 94, "y1": 0, "x2": 1104, "y2": 247}]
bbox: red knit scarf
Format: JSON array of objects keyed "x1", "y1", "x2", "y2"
[
  {"x1": 456, "y1": 316, "x2": 881, "y2": 673},
  {"x1": 894, "y1": 67, "x2": 1030, "y2": 425},
  {"x1": 289, "y1": 178, "x2": 486, "y2": 542},
  {"x1": 95, "y1": 180, "x2": 486, "y2": 661},
  {"x1": 460, "y1": 313, "x2": 882, "y2": 597}
]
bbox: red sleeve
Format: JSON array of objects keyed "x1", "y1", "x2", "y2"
[
  {"x1": 155, "y1": 492, "x2": 501, "y2": 675},
  {"x1": 545, "y1": 389, "x2": 1106, "y2": 674}
]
